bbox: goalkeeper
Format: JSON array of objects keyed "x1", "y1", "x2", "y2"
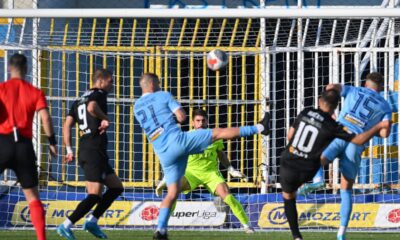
[{"x1": 156, "y1": 109, "x2": 254, "y2": 233}]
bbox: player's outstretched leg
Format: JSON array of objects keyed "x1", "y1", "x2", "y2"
[
  {"x1": 211, "y1": 112, "x2": 270, "y2": 141},
  {"x1": 83, "y1": 174, "x2": 123, "y2": 239},
  {"x1": 297, "y1": 167, "x2": 325, "y2": 196}
]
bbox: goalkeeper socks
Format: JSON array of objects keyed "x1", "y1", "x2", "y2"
[
  {"x1": 92, "y1": 188, "x2": 123, "y2": 219},
  {"x1": 340, "y1": 190, "x2": 353, "y2": 228},
  {"x1": 29, "y1": 200, "x2": 46, "y2": 240},
  {"x1": 223, "y1": 194, "x2": 249, "y2": 226},
  {"x1": 313, "y1": 167, "x2": 324, "y2": 183},
  {"x1": 68, "y1": 194, "x2": 101, "y2": 224},
  {"x1": 239, "y1": 126, "x2": 259, "y2": 137},
  {"x1": 157, "y1": 208, "x2": 171, "y2": 232},
  {"x1": 283, "y1": 198, "x2": 302, "y2": 239}
]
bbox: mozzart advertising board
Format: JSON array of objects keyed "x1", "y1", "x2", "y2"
[
  {"x1": 4, "y1": 196, "x2": 400, "y2": 229},
  {"x1": 258, "y1": 203, "x2": 400, "y2": 228}
]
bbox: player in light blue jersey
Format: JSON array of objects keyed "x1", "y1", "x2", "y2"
[
  {"x1": 134, "y1": 73, "x2": 270, "y2": 240},
  {"x1": 299, "y1": 72, "x2": 392, "y2": 240}
]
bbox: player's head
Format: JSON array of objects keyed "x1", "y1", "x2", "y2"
[
  {"x1": 93, "y1": 68, "x2": 113, "y2": 92},
  {"x1": 319, "y1": 89, "x2": 340, "y2": 114},
  {"x1": 365, "y1": 72, "x2": 384, "y2": 92},
  {"x1": 140, "y1": 73, "x2": 160, "y2": 93},
  {"x1": 8, "y1": 53, "x2": 28, "y2": 78},
  {"x1": 192, "y1": 109, "x2": 208, "y2": 129}
]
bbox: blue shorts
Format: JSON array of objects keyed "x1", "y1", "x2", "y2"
[
  {"x1": 322, "y1": 138, "x2": 365, "y2": 180},
  {"x1": 155, "y1": 129, "x2": 213, "y2": 185}
]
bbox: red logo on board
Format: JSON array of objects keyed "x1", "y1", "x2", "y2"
[
  {"x1": 387, "y1": 209, "x2": 400, "y2": 223},
  {"x1": 140, "y1": 205, "x2": 159, "y2": 221}
]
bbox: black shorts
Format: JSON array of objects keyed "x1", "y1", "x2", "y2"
[
  {"x1": 0, "y1": 134, "x2": 38, "y2": 189},
  {"x1": 280, "y1": 165, "x2": 319, "y2": 193},
  {"x1": 78, "y1": 148, "x2": 114, "y2": 183}
]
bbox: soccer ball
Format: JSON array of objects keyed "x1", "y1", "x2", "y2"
[{"x1": 207, "y1": 49, "x2": 228, "y2": 71}]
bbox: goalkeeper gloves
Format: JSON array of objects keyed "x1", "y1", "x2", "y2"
[{"x1": 227, "y1": 166, "x2": 248, "y2": 182}]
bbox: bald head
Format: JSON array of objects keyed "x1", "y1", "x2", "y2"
[{"x1": 140, "y1": 73, "x2": 160, "y2": 93}]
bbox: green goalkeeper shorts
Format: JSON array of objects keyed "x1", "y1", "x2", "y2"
[{"x1": 184, "y1": 168, "x2": 226, "y2": 195}]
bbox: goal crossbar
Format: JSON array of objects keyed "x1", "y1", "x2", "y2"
[{"x1": 0, "y1": 8, "x2": 399, "y2": 18}]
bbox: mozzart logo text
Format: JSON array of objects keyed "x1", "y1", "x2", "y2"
[
  {"x1": 258, "y1": 203, "x2": 380, "y2": 228},
  {"x1": 267, "y1": 206, "x2": 371, "y2": 225}
]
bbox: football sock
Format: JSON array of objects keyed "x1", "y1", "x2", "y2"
[
  {"x1": 284, "y1": 198, "x2": 302, "y2": 239},
  {"x1": 92, "y1": 188, "x2": 123, "y2": 219},
  {"x1": 239, "y1": 126, "x2": 259, "y2": 137},
  {"x1": 87, "y1": 214, "x2": 98, "y2": 223},
  {"x1": 313, "y1": 167, "x2": 324, "y2": 183},
  {"x1": 29, "y1": 200, "x2": 46, "y2": 240},
  {"x1": 157, "y1": 208, "x2": 171, "y2": 233},
  {"x1": 340, "y1": 190, "x2": 353, "y2": 229},
  {"x1": 63, "y1": 218, "x2": 73, "y2": 229},
  {"x1": 224, "y1": 194, "x2": 249, "y2": 226},
  {"x1": 68, "y1": 194, "x2": 100, "y2": 224}
]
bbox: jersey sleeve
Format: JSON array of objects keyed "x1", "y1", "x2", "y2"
[
  {"x1": 35, "y1": 90, "x2": 48, "y2": 111},
  {"x1": 67, "y1": 102, "x2": 77, "y2": 120},
  {"x1": 88, "y1": 90, "x2": 106, "y2": 104},
  {"x1": 332, "y1": 122, "x2": 356, "y2": 142},
  {"x1": 341, "y1": 85, "x2": 353, "y2": 97},
  {"x1": 382, "y1": 102, "x2": 393, "y2": 121},
  {"x1": 291, "y1": 110, "x2": 306, "y2": 129},
  {"x1": 167, "y1": 92, "x2": 182, "y2": 113}
]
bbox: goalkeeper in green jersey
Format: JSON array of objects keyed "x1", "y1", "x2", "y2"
[{"x1": 156, "y1": 108, "x2": 254, "y2": 233}]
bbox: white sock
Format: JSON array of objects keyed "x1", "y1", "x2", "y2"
[
  {"x1": 256, "y1": 124, "x2": 264, "y2": 133},
  {"x1": 157, "y1": 228, "x2": 167, "y2": 235},
  {"x1": 63, "y1": 218, "x2": 73, "y2": 229},
  {"x1": 87, "y1": 214, "x2": 98, "y2": 223},
  {"x1": 243, "y1": 223, "x2": 250, "y2": 228},
  {"x1": 338, "y1": 226, "x2": 346, "y2": 236}
]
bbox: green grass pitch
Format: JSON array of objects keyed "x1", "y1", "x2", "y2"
[{"x1": 0, "y1": 230, "x2": 398, "y2": 240}]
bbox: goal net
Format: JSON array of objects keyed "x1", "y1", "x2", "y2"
[{"x1": 0, "y1": 7, "x2": 400, "y2": 235}]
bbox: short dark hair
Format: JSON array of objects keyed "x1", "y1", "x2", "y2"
[
  {"x1": 366, "y1": 72, "x2": 384, "y2": 86},
  {"x1": 93, "y1": 68, "x2": 113, "y2": 83},
  {"x1": 192, "y1": 109, "x2": 207, "y2": 120},
  {"x1": 141, "y1": 73, "x2": 160, "y2": 82},
  {"x1": 9, "y1": 53, "x2": 28, "y2": 75},
  {"x1": 321, "y1": 89, "x2": 340, "y2": 109}
]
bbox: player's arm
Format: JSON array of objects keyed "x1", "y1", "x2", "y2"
[
  {"x1": 378, "y1": 120, "x2": 391, "y2": 138},
  {"x1": 63, "y1": 115, "x2": 75, "y2": 163},
  {"x1": 174, "y1": 108, "x2": 187, "y2": 124},
  {"x1": 38, "y1": 108, "x2": 57, "y2": 157},
  {"x1": 378, "y1": 109, "x2": 392, "y2": 138},
  {"x1": 167, "y1": 92, "x2": 186, "y2": 123},
  {"x1": 218, "y1": 151, "x2": 248, "y2": 181},
  {"x1": 87, "y1": 101, "x2": 110, "y2": 134},
  {"x1": 351, "y1": 121, "x2": 390, "y2": 144},
  {"x1": 287, "y1": 127, "x2": 295, "y2": 142}
]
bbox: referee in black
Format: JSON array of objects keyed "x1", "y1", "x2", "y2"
[
  {"x1": 279, "y1": 89, "x2": 388, "y2": 240},
  {"x1": 57, "y1": 69, "x2": 123, "y2": 240}
]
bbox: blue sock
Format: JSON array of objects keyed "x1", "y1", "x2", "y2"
[
  {"x1": 340, "y1": 190, "x2": 353, "y2": 227},
  {"x1": 313, "y1": 167, "x2": 324, "y2": 183},
  {"x1": 157, "y1": 208, "x2": 170, "y2": 232},
  {"x1": 239, "y1": 126, "x2": 258, "y2": 137}
]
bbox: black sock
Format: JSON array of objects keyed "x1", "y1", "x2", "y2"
[
  {"x1": 284, "y1": 198, "x2": 302, "y2": 239},
  {"x1": 68, "y1": 194, "x2": 101, "y2": 224},
  {"x1": 92, "y1": 188, "x2": 123, "y2": 219}
]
